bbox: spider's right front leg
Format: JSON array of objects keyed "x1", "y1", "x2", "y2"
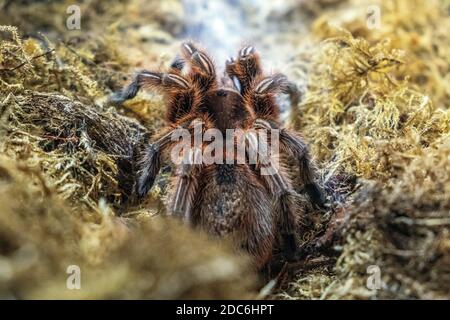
[
  {"x1": 254, "y1": 119, "x2": 327, "y2": 208},
  {"x1": 226, "y1": 46, "x2": 262, "y2": 95},
  {"x1": 245, "y1": 130, "x2": 302, "y2": 261}
]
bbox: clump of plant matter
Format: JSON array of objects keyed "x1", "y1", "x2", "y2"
[
  {"x1": 0, "y1": 133, "x2": 255, "y2": 299},
  {"x1": 278, "y1": 0, "x2": 449, "y2": 299}
]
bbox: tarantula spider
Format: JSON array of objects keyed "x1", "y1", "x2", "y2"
[{"x1": 111, "y1": 42, "x2": 326, "y2": 268}]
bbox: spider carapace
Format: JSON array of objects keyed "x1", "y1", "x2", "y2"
[{"x1": 112, "y1": 42, "x2": 326, "y2": 268}]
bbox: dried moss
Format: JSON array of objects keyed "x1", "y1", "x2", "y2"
[
  {"x1": 312, "y1": 0, "x2": 450, "y2": 109},
  {"x1": 0, "y1": 92, "x2": 149, "y2": 208},
  {"x1": 0, "y1": 156, "x2": 255, "y2": 299},
  {"x1": 279, "y1": 0, "x2": 450, "y2": 299}
]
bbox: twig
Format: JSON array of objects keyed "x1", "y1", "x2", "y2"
[
  {"x1": 257, "y1": 262, "x2": 289, "y2": 299},
  {"x1": 0, "y1": 49, "x2": 55, "y2": 72},
  {"x1": 286, "y1": 256, "x2": 333, "y2": 270}
]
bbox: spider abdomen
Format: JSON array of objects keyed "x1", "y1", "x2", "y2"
[{"x1": 192, "y1": 164, "x2": 276, "y2": 266}]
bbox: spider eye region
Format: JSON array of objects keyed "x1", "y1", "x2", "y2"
[
  {"x1": 203, "y1": 90, "x2": 249, "y2": 132},
  {"x1": 216, "y1": 89, "x2": 228, "y2": 97}
]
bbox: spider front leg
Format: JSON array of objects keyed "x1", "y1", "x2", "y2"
[
  {"x1": 170, "y1": 162, "x2": 202, "y2": 225},
  {"x1": 254, "y1": 119, "x2": 327, "y2": 208},
  {"x1": 109, "y1": 68, "x2": 201, "y2": 123},
  {"x1": 169, "y1": 119, "x2": 205, "y2": 224},
  {"x1": 136, "y1": 129, "x2": 173, "y2": 198},
  {"x1": 245, "y1": 130, "x2": 302, "y2": 261},
  {"x1": 109, "y1": 70, "x2": 191, "y2": 104},
  {"x1": 136, "y1": 117, "x2": 203, "y2": 198},
  {"x1": 225, "y1": 46, "x2": 262, "y2": 95},
  {"x1": 246, "y1": 73, "x2": 300, "y2": 118},
  {"x1": 181, "y1": 42, "x2": 217, "y2": 92}
]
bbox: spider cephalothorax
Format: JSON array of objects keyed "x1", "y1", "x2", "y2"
[{"x1": 112, "y1": 42, "x2": 326, "y2": 268}]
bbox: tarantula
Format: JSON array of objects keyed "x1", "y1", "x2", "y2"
[{"x1": 111, "y1": 42, "x2": 326, "y2": 268}]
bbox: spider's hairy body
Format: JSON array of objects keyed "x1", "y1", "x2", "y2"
[
  {"x1": 196, "y1": 164, "x2": 275, "y2": 266},
  {"x1": 112, "y1": 42, "x2": 326, "y2": 268},
  {"x1": 201, "y1": 89, "x2": 252, "y2": 133}
]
